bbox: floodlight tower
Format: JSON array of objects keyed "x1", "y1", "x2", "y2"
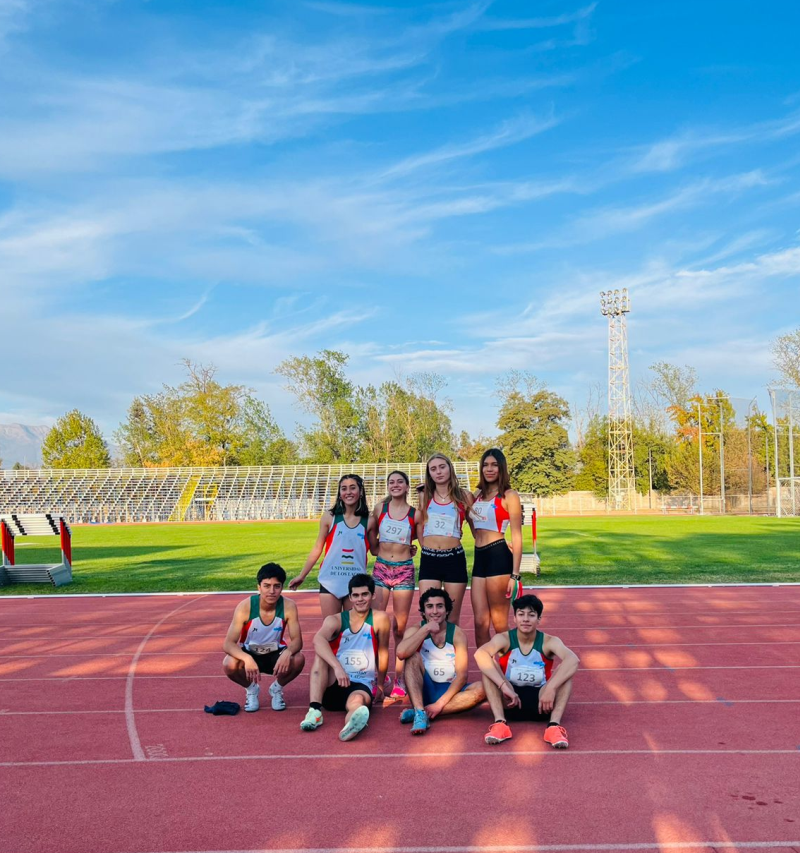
[{"x1": 600, "y1": 288, "x2": 636, "y2": 510}]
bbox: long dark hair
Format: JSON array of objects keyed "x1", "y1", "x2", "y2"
[
  {"x1": 329, "y1": 473, "x2": 370, "y2": 518},
  {"x1": 477, "y1": 448, "x2": 512, "y2": 498}
]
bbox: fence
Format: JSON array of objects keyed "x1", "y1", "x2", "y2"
[{"x1": 0, "y1": 464, "x2": 783, "y2": 523}]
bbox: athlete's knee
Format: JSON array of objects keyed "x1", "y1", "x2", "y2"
[
  {"x1": 222, "y1": 655, "x2": 241, "y2": 676},
  {"x1": 291, "y1": 652, "x2": 306, "y2": 672}
]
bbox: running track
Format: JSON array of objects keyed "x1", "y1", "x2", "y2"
[{"x1": 1, "y1": 586, "x2": 799, "y2": 853}]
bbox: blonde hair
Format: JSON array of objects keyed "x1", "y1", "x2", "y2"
[{"x1": 421, "y1": 453, "x2": 470, "y2": 520}]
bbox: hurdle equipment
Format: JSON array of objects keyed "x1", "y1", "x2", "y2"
[
  {"x1": 520, "y1": 505, "x2": 540, "y2": 577},
  {"x1": 0, "y1": 513, "x2": 73, "y2": 587}
]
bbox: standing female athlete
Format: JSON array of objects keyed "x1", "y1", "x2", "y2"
[
  {"x1": 470, "y1": 448, "x2": 523, "y2": 648},
  {"x1": 368, "y1": 470, "x2": 417, "y2": 699},
  {"x1": 416, "y1": 453, "x2": 473, "y2": 625},
  {"x1": 289, "y1": 474, "x2": 375, "y2": 618}
]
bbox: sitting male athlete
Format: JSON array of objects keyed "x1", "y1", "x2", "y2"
[
  {"x1": 475, "y1": 593, "x2": 579, "y2": 748},
  {"x1": 222, "y1": 563, "x2": 305, "y2": 712},
  {"x1": 300, "y1": 573, "x2": 390, "y2": 741},
  {"x1": 396, "y1": 587, "x2": 485, "y2": 734}
]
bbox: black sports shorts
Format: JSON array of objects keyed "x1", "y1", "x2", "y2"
[
  {"x1": 243, "y1": 647, "x2": 283, "y2": 675},
  {"x1": 472, "y1": 539, "x2": 513, "y2": 578},
  {"x1": 418, "y1": 546, "x2": 468, "y2": 584},
  {"x1": 506, "y1": 685, "x2": 551, "y2": 722},
  {"x1": 322, "y1": 681, "x2": 373, "y2": 711}
]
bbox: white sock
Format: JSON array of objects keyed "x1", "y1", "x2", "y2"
[{"x1": 246, "y1": 682, "x2": 259, "y2": 692}]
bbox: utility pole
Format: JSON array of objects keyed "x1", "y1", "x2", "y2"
[
  {"x1": 600, "y1": 288, "x2": 635, "y2": 511},
  {"x1": 697, "y1": 400, "x2": 704, "y2": 515}
]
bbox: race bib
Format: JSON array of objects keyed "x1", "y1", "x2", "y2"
[
  {"x1": 508, "y1": 662, "x2": 545, "y2": 687},
  {"x1": 339, "y1": 649, "x2": 369, "y2": 678},
  {"x1": 426, "y1": 661, "x2": 456, "y2": 683},
  {"x1": 248, "y1": 642, "x2": 279, "y2": 655},
  {"x1": 381, "y1": 519, "x2": 411, "y2": 545},
  {"x1": 427, "y1": 512, "x2": 458, "y2": 538}
]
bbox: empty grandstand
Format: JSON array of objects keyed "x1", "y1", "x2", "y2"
[{"x1": 0, "y1": 464, "x2": 480, "y2": 524}]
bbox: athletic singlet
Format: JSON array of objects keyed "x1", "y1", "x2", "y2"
[
  {"x1": 471, "y1": 492, "x2": 510, "y2": 533},
  {"x1": 318, "y1": 513, "x2": 368, "y2": 599},
  {"x1": 377, "y1": 501, "x2": 416, "y2": 547},
  {"x1": 499, "y1": 629, "x2": 553, "y2": 688},
  {"x1": 239, "y1": 595, "x2": 288, "y2": 655},
  {"x1": 423, "y1": 497, "x2": 465, "y2": 540},
  {"x1": 330, "y1": 609, "x2": 378, "y2": 694},
  {"x1": 419, "y1": 620, "x2": 457, "y2": 684}
]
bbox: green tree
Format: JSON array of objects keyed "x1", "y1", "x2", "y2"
[
  {"x1": 276, "y1": 350, "x2": 362, "y2": 463},
  {"x1": 358, "y1": 374, "x2": 455, "y2": 462},
  {"x1": 495, "y1": 374, "x2": 575, "y2": 495},
  {"x1": 234, "y1": 397, "x2": 298, "y2": 466},
  {"x1": 42, "y1": 410, "x2": 111, "y2": 469}
]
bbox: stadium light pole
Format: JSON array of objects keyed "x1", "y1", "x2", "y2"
[
  {"x1": 717, "y1": 396, "x2": 726, "y2": 515},
  {"x1": 697, "y1": 400, "x2": 704, "y2": 515},
  {"x1": 600, "y1": 288, "x2": 635, "y2": 511},
  {"x1": 769, "y1": 388, "x2": 782, "y2": 517}
]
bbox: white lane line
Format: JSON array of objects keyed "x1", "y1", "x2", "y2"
[
  {"x1": 4, "y1": 664, "x2": 800, "y2": 682},
  {"x1": 4, "y1": 639, "x2": 800, "y2": 659},
  {"x1": 1, "y1": 748, "x2": 799, "y2": 768},
  {"x1": 107, "y1": 843, "x2": 800, "y2": 853},
  {"x1": 124, "y1": 595, "x2": 207, "y2": 761},
  {"x1": 3, "y1": 698, "x2": 800, "y2": 716}
]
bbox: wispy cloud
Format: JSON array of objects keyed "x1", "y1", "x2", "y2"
[{"x1": 480, "y1": 3, "x2": 598, "y2": 31}]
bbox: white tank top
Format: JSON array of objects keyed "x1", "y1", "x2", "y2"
[
  {"x1": 420, "y1": 621, "x2": 457, "y2": 683},
  {"x1": 331, "y1": 610, "x2": 378, "y2": 694},
  {"x1": 318, "y1": 514, "x2": 368, "y2": 599},
  {"x1": 423, "y1": 497, "x2": 463, "y2": 540}
]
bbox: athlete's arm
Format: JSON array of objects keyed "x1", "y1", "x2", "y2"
[
  {"x1": 313, "y1": 614, "x2": 349, "y2": 687},
  {"x1": 396, "y1": 621, "x2": 432, "y2": 660},
  {"x1": 505, "y1": 490, "x2": 523, "y2": 597},
  {"x1": 367, "y1": 508, "x2": 381, "y2": 556},
  {"x1": 538, "y1": 634, "x2": 580, "y2": 713},
  {"x1": 289, "y1": 512, "x2": 332, "y2": 590},
  {"x1": 475, "y1": 632, "x2": 520, "y2": 707},
  {"x1": 221, "y1": 599, "x2": 260, "y2": 683},
  {"x1": 374, "y1": 611, "x2": 391, "y2": 702},
  {"x1": 415, "y1": 510, "x2": 426, "y2": 550},
  {"x1": 273, "y1": 598, "x2": 303, "y2": 676},
  {"x1": 425, "y1": 625, "x2": 468, "y2": 719}
]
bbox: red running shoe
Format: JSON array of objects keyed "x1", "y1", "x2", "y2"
[
  {"x1": 543, "y1": 724, "x2": 569, "y2": 749},
  {"x1": 484, "y1": 721, "x2": 513, "y2": 745}
]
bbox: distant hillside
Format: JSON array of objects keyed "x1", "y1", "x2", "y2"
[{"x1": 0, "y1": 423, "x2": 49, "y2": 468}]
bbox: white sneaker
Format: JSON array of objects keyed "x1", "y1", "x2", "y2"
[
  {"x1": 269, "y1": 680, "x2": 286, "y2": 711},
  {"x1": 339, "y1": 706, "x2": 370, "y2": 742},
  {"x1": 244, "y1": 683, "x2": 260, "y2": 712}
]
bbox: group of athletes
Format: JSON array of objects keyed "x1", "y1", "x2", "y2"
[{"x1": 222, "y1": 449, "x2": 580, "y2": 746}]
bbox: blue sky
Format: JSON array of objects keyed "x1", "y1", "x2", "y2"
[{"x1": 1, "y1": 0, "x2": 799, "y2": 441}]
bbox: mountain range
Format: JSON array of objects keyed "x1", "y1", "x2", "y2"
[{"x1": 0, "y1": 424, "x2": 49, "y2": 468}]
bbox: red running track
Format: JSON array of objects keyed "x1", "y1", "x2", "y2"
[{"x1": 1, "y1": 586, "x2": 799, "y2": 853}]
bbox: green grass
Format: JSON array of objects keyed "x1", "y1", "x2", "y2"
[{"x1": 2, "y1": 515, "x2": 800, "y2": 595}]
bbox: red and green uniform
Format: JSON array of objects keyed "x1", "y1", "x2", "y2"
[
  {"x1": 318, "y1": 514, "x2": 368, "y2": 599},
  {"x1": 239, "y1": 595, "x2": 288, "y2": 655},
  {"x1": 330, "y1": 609, "x2": 378, "y2": 695},
  {"x1": 420, "y1": 621, "x2": 457, "y2": 684},
  {"x1": 499, "y1": 629, "x2": 553, "y2": 688}
]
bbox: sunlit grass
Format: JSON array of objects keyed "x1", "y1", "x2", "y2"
[{"x1": 2, "y1": 515, "x2": 799, "y2": 595}]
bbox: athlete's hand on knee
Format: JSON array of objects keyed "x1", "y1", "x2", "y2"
[
  {"x1": 244, "y1": 656, "x2": 260, "y2": 683},
  {"x1": 538, "y1": 684, "x2": 556, "y2": 714},
  {"x1": 425, "y1": 701, "x2": 444, "y2": 719},
  {"x1": 334, "y1": 663, "x2": 350, "y2": 688},
  {"x1": 273, "y1": 649, "x2": 291, "y2": 676},
  {"x1": 500, "y1": 681, "x2": 521, "y2": 708}
]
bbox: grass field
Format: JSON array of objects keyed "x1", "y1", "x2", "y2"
[{"x1": 2, "y1": 515, "x2": 799, "y2": 595}]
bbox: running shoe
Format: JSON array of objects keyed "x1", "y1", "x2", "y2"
[
  {"x1": 410, "y1": 709, "x2": 429, "y2": 736},
  {"x1": 338, "y1": 706, "x2": 370, "y2": 742},
  {"x1": 484, "y1": 721, "x2": 513, "y2": 745},
  {"x1": 543, "y1": 724, "x2": 569, "y2": 749},
  {"x1": 244, "y1": 683, "x2": 260, "y2": 713},
  {"x1": 384, "y1": 674, "x2": 393, "y2": 693},
  {"x1": 389, "y1": 679, "x2": 407, "y2": 700},
  {"x1": 269, "y1": 680, "x2": 286, "y2": 711},
  {"x1": 399, "y1": 708, "x2": 415, "y2": 725},
  {"x1": 300, "y1": 708, "x2": 323, "y2": 731}
]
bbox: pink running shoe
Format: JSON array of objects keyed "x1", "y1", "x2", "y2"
[{"x1": 389, "y1": 679, "x2": 407, "y2": 700}]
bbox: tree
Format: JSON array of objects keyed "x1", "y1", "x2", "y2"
[
  {"x1": 276, "y1": 350, "x2": 361, "y2": 463},
  {"x1": 357, "y1": 374, "x2": 455, "y2": 462},
  {"x1": 772, "y1": 329, "x2": 800, "y2": 388},
  {"x1": 116, "y1": 361, "x2": 294, "y2": 467},
  {"x1": 42, "y1": 410, "x2": 110, "y2": 469},
  {"x1": 495, "y1": 373, "x2": 575, "y2": 495},
  {"x1": 234, "y1": 397, "x2": 298, "y2": 466},
  {"x1": 455, "y1": 430, "x2": 496, "y2": 462}
]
